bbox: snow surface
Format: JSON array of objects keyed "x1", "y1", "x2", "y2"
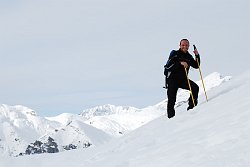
[{"x1": 2, "y1": 70, "x2": 250, "y2": 166}]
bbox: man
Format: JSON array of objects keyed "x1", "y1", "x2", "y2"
[{"x1": 164, "y1": 39, "x2": 200, "y2": 118}]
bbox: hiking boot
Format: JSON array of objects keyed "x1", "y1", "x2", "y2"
[
  {"x1": 167, "y1": 109, "x2": 175, "y2": 119},
  {"x1": 187, "y1": 105, "x2": 194, "y2": 111}
]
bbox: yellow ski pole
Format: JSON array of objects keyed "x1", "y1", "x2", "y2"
[
  {"x1": 196, "y1": 58, "x2": 208, "y2": 102},
  {"x1": 184, "y1": 67, "x2": 196, "y2": 107},
  {"x1": 193, "y1": 45, "x2": 208, "y2": 102}
]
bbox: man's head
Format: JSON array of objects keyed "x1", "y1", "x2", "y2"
[{"x1": 179, "y1": 39, "x2": 190, "y2": 53}]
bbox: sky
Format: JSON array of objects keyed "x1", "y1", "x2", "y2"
[{"x1": 0, "y1": 0, "x2": 249, "y2": 116}]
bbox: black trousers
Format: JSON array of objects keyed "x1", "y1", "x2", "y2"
[{"x1": 167, "y1": 78, "x2": 199, "y2": 118}]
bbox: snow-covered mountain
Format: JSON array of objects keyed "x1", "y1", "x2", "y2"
[
  {"x1": 1, "y1": 70, "x2": 250, "y2": 166},
  {"x1": 0, "y1": 105, "x2": 112, "y2": 156},
  {"x1": 0, "y1": 72, "x2": 231, "y2": 157}
]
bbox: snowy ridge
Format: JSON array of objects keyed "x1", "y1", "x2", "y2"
[
  {"x1": 46, "y1": 113, "x2": 82, "y2": 125},
  {"x1": 155, "y1": 72, "x2": 232, "y2": 110},
  {"x1": 80, "y1": 104, "x2": 139, "y2": 119}
]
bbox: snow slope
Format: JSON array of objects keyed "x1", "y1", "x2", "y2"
[{"x1": 1, "y1": 69, "x2": 250, "y2": 166}]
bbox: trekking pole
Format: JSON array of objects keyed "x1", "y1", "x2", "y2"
[
  {"x1": 165, "y1": 88, "x2": 168, "y2": 116},
  {"x1": 163, "y1": 77, "x2": 168, "y2": 116},
  {"x1": 184, "y1": 67, "x2": 196, "y2": 107},
  {"x1": 193, "y1": 45, "x2": 208, "y2": 102}
]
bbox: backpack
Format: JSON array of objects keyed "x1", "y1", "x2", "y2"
[
  {"x1": 163, "y1": 50, "x2": 178, "y2": 89},
  {"x1": 163, "y1": 65, "x2": 171, "y2": 89}
]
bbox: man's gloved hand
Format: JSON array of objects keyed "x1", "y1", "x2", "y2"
[
  {"x1": 193, "y1": 49, "x2": 199, "y2": 56},
  {"x1": 180, "y1": 61, "x2": 189, "y2": 68}
]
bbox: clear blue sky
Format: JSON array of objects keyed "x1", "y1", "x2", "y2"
[{"x1": 0, "y1": 0, "x2": 249, "y2": 116}]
